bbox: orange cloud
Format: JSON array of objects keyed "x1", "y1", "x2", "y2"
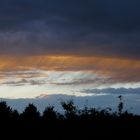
[{"x1": 0, "y1": 55, "x2": 140, "y2": 83}]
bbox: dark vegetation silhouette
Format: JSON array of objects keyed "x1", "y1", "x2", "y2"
[
  {"x1": 21, "y1": 104, "x2": 40, "y2": 121},
  {"x1": 0, "y1": 96, "x2": 140, "y2": 139}
]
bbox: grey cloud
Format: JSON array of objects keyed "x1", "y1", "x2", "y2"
[
  {"x1": 29, "y1": 79, "x2": 46, "y2": 85},
  {"x1": 1, "y1": 79, "x2": 28, "y2": 86},
  {"x1": 0, "y1": 0, "x2": 140, "y2": 32},
  {"x1": 0, "y1": 70, "x2": 48, "y2": 79},
  {"x1": 82, "y1": 88, "x2": 140, "y2": 95},
  {"x1": 51, "y1": 78, "x2": 107, "y2": 86},
  {"x1": 0, "y1": 0, "x2": 139, "y2": 58},
  {"x1": 2, "y1": 79, "x2": 46, "y2": 86}
]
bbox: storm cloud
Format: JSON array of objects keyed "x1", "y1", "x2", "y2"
[{"x1": 0, "y1": 0, "x2": 139, "y2": 59}]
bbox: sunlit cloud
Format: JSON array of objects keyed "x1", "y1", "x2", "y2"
[{"x1": 0, "y1": 55, "x2": 140, "y2": 85}]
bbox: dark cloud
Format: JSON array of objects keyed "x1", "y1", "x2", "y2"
[
  {"x1": 0, "y1": 70, "x2": 48, "y2": 79},
  {"x1": 2, "y1": 79, "x2": 46, "y2": 86},
  {"x1": 2, "y1": 80, "x2": 26, "y2": 86},
  {"x1": 0, "y1": 0, "x2": 139, "y2": 58},
  {"x1": 51, "y1": 78, "x2": 105, "y2": 86},
  {"x1": 1, "y1": 0, "x2": 140, "y2": 32}
]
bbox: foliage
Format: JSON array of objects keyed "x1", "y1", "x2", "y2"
[
  {"x1": 43, "y1": 105, "x2": 57, "y2": 121},
  {"x1": 0, "y1": 96, "x2": 139, "y2": 138}
]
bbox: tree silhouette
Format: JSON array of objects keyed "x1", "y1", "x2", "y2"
[
  {"x1": 118, "y1": 95, "x2": 124, "y2": 116},
  {"x1": 0, "y1": 97, "x2": 138, "y2": 139},
  {"x1": 43, "y1": 106, "x2": 57, "y2": 121},
  {"x1": 0, "y1": 101, "x2": 13, "y2": 120},
  {"x1": 61, "y1": 100, "x2": 77, "y2": 119},
  {"x1": 22, "y1": 103, "x2": 40, "y2": 121},
  {"x1": 11, "y1": 110, "x2": 19, "y2": 120}
]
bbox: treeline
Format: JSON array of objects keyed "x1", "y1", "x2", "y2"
[{"x1": 0, "y1": 96, "x2": 140, "y2": 139}]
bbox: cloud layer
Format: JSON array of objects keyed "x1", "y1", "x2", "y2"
[
  {"x1": 0, "y1": 0, "x2": 140, "y2": 90},
  {"x1": 0, "y1": 0, "x2": 139, "y2": 59},
  {"x1": 0, "y1": 56, "x2": 140, "y2": 85},
  {"x1": 82, "y1": 88, "x2": 140, "y2": 95}
]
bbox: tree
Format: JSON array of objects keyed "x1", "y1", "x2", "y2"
[
  {"x1": 43, "y1": 106, "x2": 57, "y2": 121},
  {"x1": 22, "y1": 104, "x2": 40, "y2": 121},
  {"x1": 61, "y1": 100, "x2": 77, "y2": 119},
  {"x1": 0, "y1": 101, "x2": 13, "y2": 120},
  {"x1": 118, "y1": 95, "x2": 124, "y2": 116}
]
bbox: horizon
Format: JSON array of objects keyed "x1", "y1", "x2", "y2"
[{"x1": 0, "y1": 93, "x2": 140, "y2": 115}]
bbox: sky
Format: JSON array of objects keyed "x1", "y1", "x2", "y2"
[{"x1": 0, "y1": 0, "x2": 140, "y2": 110}]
